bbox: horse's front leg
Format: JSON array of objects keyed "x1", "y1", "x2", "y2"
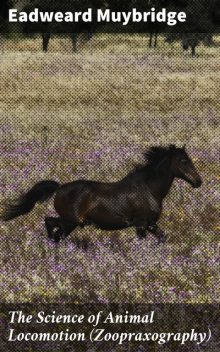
[
  {"x1": 136, "y1": 226, "x2": 147, "y2": 239},
  {"x1": 148, "y1": 224, "x2": 167, "y2": 244}
]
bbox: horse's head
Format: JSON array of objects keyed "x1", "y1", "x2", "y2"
[{"x1": 170, "y1": 145, "x2": 202, "y2": 188}]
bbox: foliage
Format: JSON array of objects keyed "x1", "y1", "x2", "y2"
[
  {"x1": 0, "y1": 0, "x2": 13, "y2": 32},
  {"x1": 1, "y1": 0, "x2": 220, "y2": 53}
]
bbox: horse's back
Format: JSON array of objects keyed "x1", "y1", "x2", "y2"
[
  {"x1": 57, "y1": 179, "x2": 118, "y2": 195},
  {"x1": 54, "y1": 179, "x2": 119, "y2": 221}
]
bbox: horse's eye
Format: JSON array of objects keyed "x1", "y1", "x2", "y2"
[{"x1": 181, "y1": 159, "x2": 188, "y2": 164}]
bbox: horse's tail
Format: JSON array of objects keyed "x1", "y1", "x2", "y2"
[{"x1": 1, "y1": 180, "x2": 60, "y2": 221}]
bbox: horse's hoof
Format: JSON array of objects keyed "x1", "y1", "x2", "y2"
[
  {"x1": 74, "y1": 238, "x2": 82, "y2": 248},
  {"x1": 49, "y1": 237, "x2": 60, "y2": 244},
  {"x1": 48, "y1": 233, "x2": 61, "y2": 243},
  {"x1": 158, "y1": 235, "x2": 167, "y2": 244},
  {"x1": 53, "y1": 237, "x2": 61, "y2": 243},
  {"x1": 81, "y1": 239, "x2": 89, "y2": 251},
  {"x1": 137, "y1": 235, "x2": 147, "y2": 240}
]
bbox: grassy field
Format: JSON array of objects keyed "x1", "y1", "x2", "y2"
[{"x1": 0, "y1": 35, "x2": 220, "y2": 304}]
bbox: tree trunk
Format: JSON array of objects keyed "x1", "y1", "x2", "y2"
[
  {"x1": 71, "y1": 33, "x2": 77, "y2": 52},
  {"x1": 154, "y1": 32, "x2": 158, "y2": 48},
  {"x1": 87, "y1": 31, "x2": 93, "y2": 42},
  {"x1": 0, "y1": 35, "x2": 4, "y2": 53},
  {"x1": 191, "y1": 45, "x2": 196, "y2": 57},
  {"x1": 42, "y1": 32, "x2": 50, "y2": 53},
  {"x1": 148, "y1": 32, "x2": 153, "y2": 48}
]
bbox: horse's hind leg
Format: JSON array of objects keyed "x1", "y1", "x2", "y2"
[
  {"x1": 61, "y1": 219, "x2": 90, "y2": 250},
  {"x1": 45, "y1": 217, "x2": 63, "y2": 243},
  {"x1": 45, "y1": 217, "x2": 78, "y2": 242},
  {"x1": 61, "y1": 219, "x2": 77, "y2": 239},
  {"x1": 148, "y1": 224, "x2": 167, "y2": 244},
  {"x1": 59, "y1": 219, "x2": 89, "y2": 250}
]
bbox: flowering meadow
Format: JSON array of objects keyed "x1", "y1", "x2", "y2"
[{"x1": 0, "y1": 35, "x2": 220, "y2": 304}]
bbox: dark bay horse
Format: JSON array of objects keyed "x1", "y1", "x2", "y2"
[{"x1": 1, "y1": 145, "x2": 202, "y2": 244}]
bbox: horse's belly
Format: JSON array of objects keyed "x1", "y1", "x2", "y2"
[
  {"x1": 88, "y1": 206, "x2": 131, "y2": 230},
  {"x1": 96, "y1": 222, "x2": 130, "y2": 231}
]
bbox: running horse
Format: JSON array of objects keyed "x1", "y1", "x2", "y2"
[{"x1": 1, "y1": 145, "x2": 202, "y2": 244}]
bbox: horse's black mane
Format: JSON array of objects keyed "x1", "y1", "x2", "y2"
[{"x1": 126, "y1": 144, "x2": 181, "y2": 179}]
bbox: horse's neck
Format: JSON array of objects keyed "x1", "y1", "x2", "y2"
[{"x1": 147, "y1": 162, "x2": 174, "y2": 202}]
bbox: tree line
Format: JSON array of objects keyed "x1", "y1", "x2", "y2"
[{"x1": 0, "y1": 0, "x2": 220, "y2": 56}]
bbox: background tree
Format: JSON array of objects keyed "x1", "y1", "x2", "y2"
[
  {"x1": 210, "y1": 0, "x2": 220, "y2": 27},
  {"x1": 128, "y1": 0, "x2": 188, "y2": 48},
  {"x1": 2, "y1": 0, "x2": 220, "y2": 56},
  {"x1": 0, "y1": 0, "x2": 13, "y2": 32},
  {"x1": 21, "y1": 0, "x2": 104, "y2": 52},
  {"x1": 166, "y1": 0, "x2": 217, "y2": 56}
]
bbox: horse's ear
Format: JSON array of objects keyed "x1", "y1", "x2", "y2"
[{"x1": 182, "y1": 144, "x2": 186, "y2": 150}]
